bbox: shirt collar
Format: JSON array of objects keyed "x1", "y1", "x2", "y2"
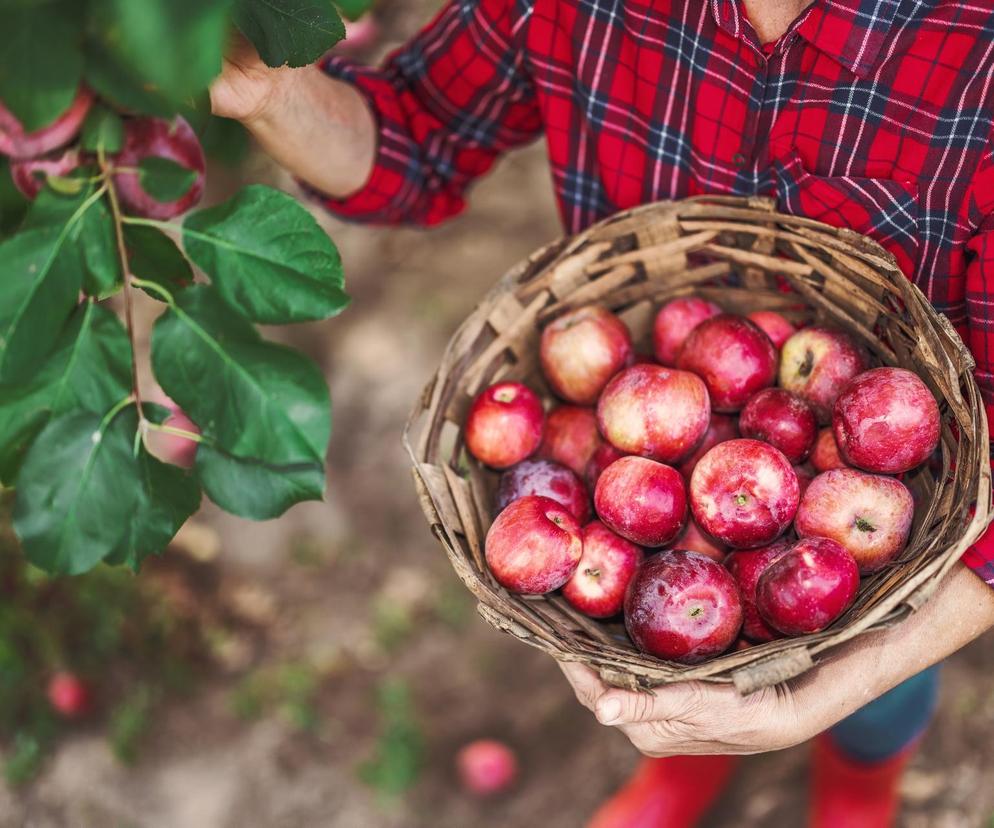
[{"x1": 710, "y1": 0, "x2": 902, "y2": 79}]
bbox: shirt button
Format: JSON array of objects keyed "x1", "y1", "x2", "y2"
[{"x1": 733, "y1": 152, "x2": 747, "y2": 167}]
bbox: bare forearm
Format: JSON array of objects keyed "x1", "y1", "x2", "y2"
[
  {"x1": 796, "y1": 563, "x2": 994, "y2": 726},
  {"x1": 241, "y1": 65, "x2": 377, "y2": 198}
]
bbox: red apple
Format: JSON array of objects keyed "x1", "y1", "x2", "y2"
[
  {"x1": 10, "y1": 148, "x2": 82, "y2": 199},
  {"x1": 594, "y1": 456, "x2": 686, "y2": 547},
  {"x1": 496, "y1": 459, "x2": 590, "y2": 523},
  {"x1": 746, "y1": 310, "x2": 797, "y2": 348},
  {"x1": 811, "y1": 427, "x2": 850, "y2": 472},
  {"x1": 832, "y1": 367, "x2": 940, "y2": 474},
  {"x1": 725, "y1": 540, "x2": 793, "y2": 642},
  {"x1": 652, "y1": 297, "x2": 722, "y2": 366},
  {"x1": 148, "y1": 409, "x2": 200, "y2": 469},
  {"x1": 456, "y1": 739, "x2": 518, "y2": 796},
  {"x1": 677, "y1": 414, "x2": 739, "y2": 479},
  {"x1": 585, "y1": 442, "x2": 627, "y2": 490},
  {"x1": 540, "y1": 305, "x2": 632, "y2": 404},
  {"x1": 671, "y1": 519, "x2": 727, "y2": 562},
  {"x1": 755, "y1": 537, "x2": 859, "y2": 635},
  {"x1": 778, "y1": 327, "x2": 867, "y2": 423},
  {"x1": 0, "y1": 87, "x2": 93, "y2": 160},
  {"x1": 794, "y1": 464, "x2": 816, "y2": 497},
  {"x1": 113, "y1": 116, "x2": 206, "y2": 220},
  {"x1": 484, "y1": 495, "x2": 582, "y2": 594},
  {"x1": 597, "y1": 364, "x2": 711, "y2": 463},
  {"x1": 795, "y1": 468, "x2": 914, "y2": 572},
  {"x1": 676, "y1": 314, "x2": 778, "y2": 412},
  {"x1": 47, "y1": 671, "x2": 91, "y2": 718},
  {"x1": 738, "y1": 388, "x2": 817, "y2": 464},
  {"x1": 624, "y1": 551, "x2": 743, "y2": 663},
  {"x1": 538, "y1": 405, "x2": 601, "y2": 476},
  {"x1": 562, "y1": 521, "x2": 644, "y2": 618},
  {"x1": 465, "y1": 381, "x2": 544, "y2": 469},
  {"x1": 689, "y1": 439, "x2": 799, "y2": 548}
]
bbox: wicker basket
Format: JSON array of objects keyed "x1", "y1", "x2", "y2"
[{"x1": 403, "y1": 195, "x2": 992, "y2": 695}]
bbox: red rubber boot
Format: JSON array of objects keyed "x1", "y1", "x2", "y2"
[
  {"x1": 588, "y1": 754, "x2": 738, "y2": 828},
  {"x1": 810, "y1": 734, "x2": 917, "y2": 828}
]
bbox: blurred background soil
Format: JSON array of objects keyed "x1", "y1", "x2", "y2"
[{"x1": 3, "y1": 2, "x2": 994, "y2": 826}]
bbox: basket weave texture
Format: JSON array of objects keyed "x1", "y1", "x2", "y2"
[{"x1": 404, "y1": 196, "x2": 992, "y2": 695}]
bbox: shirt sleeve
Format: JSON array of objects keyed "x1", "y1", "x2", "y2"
[
  {"x1": 314, "y1": 0, "x2": 542, "y2": 226},
  {"x1": 961, "y1": 158, "x2": 994, "y2": 587}
]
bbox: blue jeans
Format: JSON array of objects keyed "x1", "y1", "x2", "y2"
[{"x1": 827, "y1": 665, "x2": 941, "y2": 763}]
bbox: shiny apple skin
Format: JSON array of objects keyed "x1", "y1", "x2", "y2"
[
  {"x1": 652, "y1": 297, "x2": 722, "y2": 366},
  {"x1": 671, "y1": 519, "x2": 727, "y2": 562},
  {"x1": 738, "y1": 388, "x2": 817, "y2": 464},
  {"x1": 624, "y1": 550, "x2": 743, "y2": 663},
  {"x1": 746, "y1": 310, "x2": 798, "y2": 349},
  {"x1": 484, "y1": 495, "x2": 583, "y2": 594},
  {"x1": 540, "y1": 305, "x2": 633, "y2": 404},
  {"x1": 585, "y1": 442, "x2": 627, "y2": 490},
  {"x1": 725, "y1": 540, "x2": 793, "y2": 642},
  {"x1": 811, "y1": 427, "x2": 850, "y2": 472},
  {"x1": 778, "y1": 327, "x2": 867, "y2": 423},
  {"x1": 689, "y1": 438, "x2": 800, "y2": 549},
  {"x1": 496, "y1": 459, "x2": 590, "y2": 523},
  {"x1": 594, "y1": 456, "x2": 687, "y2": 547},
  {"x1": 0, "y1": 87, "x2": 93, "y2": 160},
  {"x1": 465, "y1": 381, "x2": 545, "y2": 469},
  {"x1": 562, "y1": 520, "x2": 644, "y2": 618},
  {"x1": 676, "y1": 314, "x2": 778, "y2": 412},
  {"x1": 677, "y1": 414, "x2": 739, "y2": 479},
  {"x1": 538, "y1": 405, "x2": 601, "y2": 476},
  {"x1": 755, "y1": 537, "x2": 859, "y2": 635},
  {"x1": 597, "y1": 364, "x2": 711, "y2": 463},
  {"x1": 832, "y1": 367, "x2": 941, "y2": 474},
  {"x1": 795, "y1": 468, "x2": 914, "y2": 572}
]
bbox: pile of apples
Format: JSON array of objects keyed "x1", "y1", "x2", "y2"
[{"x1": 465, "y1": 299, "x2": 941, "y2": 664}]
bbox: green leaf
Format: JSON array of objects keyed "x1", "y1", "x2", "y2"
[
  {"x1": 104, "y1": 405, "x2": 202, "y2": 572},
  {"x1": 13, "y1": 405, "x2": 200, "y2": 575},
  {"x1": 87, "y1": 0, "x2": 230, "y2": 108},
  {"x1": 0, "y1": 225, "x2": 83, "y2": 382},
  {"x1": 23, "y1": 176, "x2": 121, "y2": 298},
  {"x1": 151, "y1": 285, "x2": 329, "y2": 515},
  {"x1": 198, "y1": 115, "x2": 250, "y2": 167},
  {"x1": 233, "y1": 0, "x2": 345, "y2": 68},
  {"x1": 0, "y1": 158, "x2": 29, "y2": 239},
  {"x1": 138, "y1": 156, "x2": 199, "y2": 202},
  {"x1": 183, "y1": 184, "x2": 349, "y2": 324},
  {"x1": 0, "y1": 301, "x2": 132, "y2": 485},
  {"x1": 83, "y1": 45, "x2": 178, "y2": 119},
  {"x1": 80, "y1": 103, "x2": 124, "y2": 153},
  {"x1": 123, "y1": 224, "x2": 193, "y2": 295},
  {"x1": 335, "y1": 0, "x2": 374, "y2": 22},
  {"x1": 0, "y1": 3, "x2": 83, "y2": 131}
]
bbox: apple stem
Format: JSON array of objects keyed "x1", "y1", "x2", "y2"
[
  {"x1": 689, "y1": 606, "x2": 703, "y2": 617},
  {"x1": 855, "y1": 516, "x2": 876, "y2": 532},
  {"x1": 584, "y1": 567, "x2": 601, "y2": 578},
  {"x1": 799, "y1": 350, "x2": 814, "y2": 377},
  {"x1": 735, "y1": 493, "x2": 748, "y2": 506}
]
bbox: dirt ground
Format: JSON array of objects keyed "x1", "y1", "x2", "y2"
[{"x1": 4, "y1": 3, "x2": 994, "y2": 827}]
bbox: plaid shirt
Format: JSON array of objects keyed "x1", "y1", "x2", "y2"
[{"x1": 320, "y1": 0, "x2": 994, "y2": 585}]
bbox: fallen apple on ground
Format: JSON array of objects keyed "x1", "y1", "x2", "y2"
[
  {"x1": 624, "y1": 550, "x2": 743, "y2": 663},
  {"x1": 778, "y1": 327, "x2": 866, "y2": 423},
  {"x1": 496, "y1": 458, "x2": 590, "y2": 523},
  {"x1": 465, "y1": 381, "x2": 545, "y2": 469},
  {"x1": 562, "y1": 520, "x2": 644, "y2": 618},
  {"x1": 456, "y1": 739, "x2": 518, "y2": 796},
  {"x1": 484, "y1": 495, "x2": 583, "y2": 594},
  {"x1": 597, "y1": 364, "x2": 710, "y2": 463},
  {"x1": 689, "y1": 439, "x2": 799, "y2": 549},
  {"x1": 795, "y1": 468, "x2": 914, "y2": 572},
  {"x1": 47, "y1": 672, "x2": 91, "y2": 719},
  {"x1": 540, "y1": 305, "x2": 632, "y2": 404},
  {"x1": 755, "y1": 537, "x2": 859, "y2": 635},
  {"x1": 594, "y1": 456, "x2": 687, "y2": 547}
]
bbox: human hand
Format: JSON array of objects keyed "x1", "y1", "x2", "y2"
[
  {"x1": 209, "y1": 34, "x2": 301, "y2": 124},
  {"x1": 558, "y1": 661, "x2": 830, "y2": 758}
]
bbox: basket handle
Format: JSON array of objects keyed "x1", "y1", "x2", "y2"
[{"x1": 731, "y1": 648, "x2": 814, "y2": 695}]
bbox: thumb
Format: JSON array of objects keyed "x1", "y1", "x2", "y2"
[{"x1": 594, "y1": 687, "x2": 662, "y2": 725}]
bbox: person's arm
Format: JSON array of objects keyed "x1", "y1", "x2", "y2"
[
  {"x1": 560, "y1": 562, "x2": 994, "y2": 757},
  {"x1": 211, "y1": 0, "x2": 543, "y2": 226}
]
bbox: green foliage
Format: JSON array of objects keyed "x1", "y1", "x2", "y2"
[
  {"x1": 234, "y1": 0, "x2": 345, "y2": 68},
  {"x1": 0, "y1": 5, "x2": 351, "y2": 574},
  {"x1": 359, "y1": 679, "x2": 423, "y2": 799},
  {"x1": 229, "y1": 660, "x2": 322, "y2": 731},
  {"x1": 109, "y1": 684, "x2": 156, "y2": 764}
]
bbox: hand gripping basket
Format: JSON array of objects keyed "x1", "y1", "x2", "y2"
[{"x1": 403, "y1": 196, "x2": 992, "y2": 695}]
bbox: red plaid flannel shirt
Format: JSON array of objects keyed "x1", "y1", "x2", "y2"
[{"x1": 319, "y1": 0, "x2": 994, "y2": 584}]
